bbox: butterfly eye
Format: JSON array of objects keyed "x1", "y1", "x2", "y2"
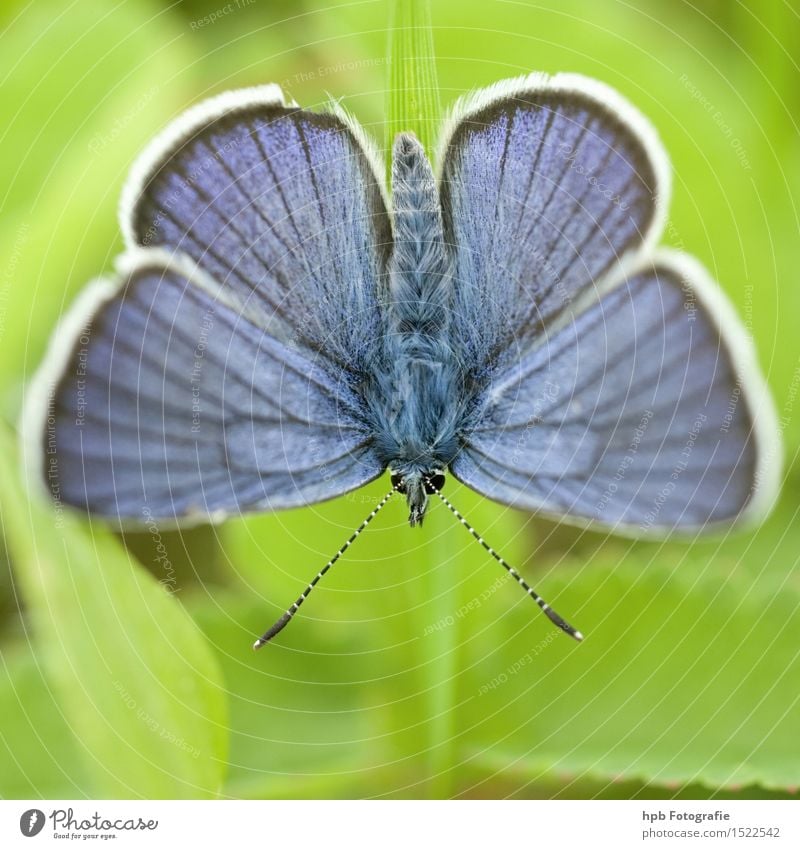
[
  {"x1": 390, "y1": 472, "x2": 406, "y2": 492},
  {"x1": 424, "y1": 472, "x2": 446, "y2": 494}
]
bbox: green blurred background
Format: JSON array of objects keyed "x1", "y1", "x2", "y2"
[{"x1": 1, "y1": 0, "x2": 798, "y2": 800}]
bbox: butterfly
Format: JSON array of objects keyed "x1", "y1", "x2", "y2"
[{"x1": 22, "y1": 73, "x2": 781, "y2": 646}]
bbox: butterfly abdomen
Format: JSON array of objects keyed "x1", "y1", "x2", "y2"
[{"x1": 364, "y1": 134, "x2": 464, "y2": 473}]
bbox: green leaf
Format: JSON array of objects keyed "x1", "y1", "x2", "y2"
[
  {"x1": 0, "y1": 424, "x2": 228, "y2": 798},
  {"x1": 189, "y1": 588, "x2": 384, "y2": 799},
  {"x1": 0, "y1": 639, "x2": 92, "y2": 798},
  {"x1": 457, "y1": 541, "x2": 800, "y2": 793}
]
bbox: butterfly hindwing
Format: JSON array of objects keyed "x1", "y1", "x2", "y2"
[
  {"x1": 29, "y1": 252, "x2": 383, "y2": 524},
  {"x1": 451, "y1": 251, "x2": 779, "y2": 534}
]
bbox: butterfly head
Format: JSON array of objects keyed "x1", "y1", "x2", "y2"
[{"x1": 390, "y1": 468, "x2": 446, "y2": 527}]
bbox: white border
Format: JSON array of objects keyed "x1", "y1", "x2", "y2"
[
  {"x1": 434, "y1": 71, "x2": 672, "y2": 263},
  {"x1": 647, "y1": 248, "x2": 783, "y2": 529},
  {"x1": 20, "y1": 274, "x2": 118, "y2": 509},
  {"x1": 6, "y1": 799, "x2": 798, "y2": 846}
]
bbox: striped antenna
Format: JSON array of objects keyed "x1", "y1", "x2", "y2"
[
  {"x1": 433, "y1": 489, "x2": 584, "y2": 642},
  {"x1": 253, "y1": 487, "x2": 396, "y2": 649}
]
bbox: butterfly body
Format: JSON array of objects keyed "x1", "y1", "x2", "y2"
[{"x1": 367, "y1": 133, "x2": 466, "y2": 522}]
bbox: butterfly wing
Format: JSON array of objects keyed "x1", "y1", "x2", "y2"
[
  {"x1": 451, "y1": 252, "x2": 780, "y2": 533},
  {"x1": 120, "y1": 85, "x2": 390, "y2": 370},
  {"x1": 25, "y1": 251, "x2": 383, "y2": 524},
  {"x1": 440, "y1": 74, "x2": 779, "y2": 532},
  {"x1": 438, "y1": 73, "x2": 668, "y2": 367},
  {"x1": 24, "y1": 87, "x2": 390, "y2": 524}
]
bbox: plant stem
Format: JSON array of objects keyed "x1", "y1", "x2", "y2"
[
  {"x1": 421, "y1": 499, "x2": 459, "y2": 798},
  {"x1": 386, "y1": 0, "x2": 442, "y2": 172},
  {"x1": 386, "y1": 0, "x2": 455, "y2": 798}
]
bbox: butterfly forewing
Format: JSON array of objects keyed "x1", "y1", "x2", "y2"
[
  {"x1": 121, "y1": 88, "x2": 391, "y2": 371},
  {"x1": 438, "y1": 73, "x2": 668, "y2": 366}
]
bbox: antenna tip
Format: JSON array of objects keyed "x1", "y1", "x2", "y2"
[
  {"x1": 572, "y1": 630, "x2": 584, "y2": 642},
  {"x1": 252, "y1": 638, "x2": 265, "y2": 651}
]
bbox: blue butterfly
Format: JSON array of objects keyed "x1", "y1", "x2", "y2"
[{"x1": 23, "y1": 73, "x2": 781, "y2": 645}]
